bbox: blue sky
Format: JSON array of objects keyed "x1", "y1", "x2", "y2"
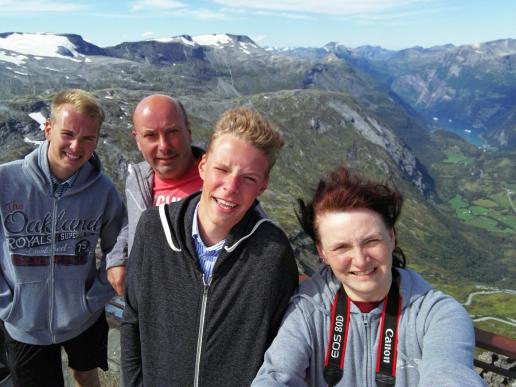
[{"x1": 0, "y1": 0, "x2": 514, "y2": 49}]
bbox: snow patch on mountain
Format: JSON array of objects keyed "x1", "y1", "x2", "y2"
[
  {"x1": 153, "y1": 36, "x2": 195, "y2": 46},
  {"x1": 0, "y1": 33, "x2": 82, "y2": 61},
  {"x1": 152, "y1": 33, "x2": 257, "y2": 55},
  {"x1": 192, "y1": 34, "x2": 232, "y2": 46},
  {"x1": 0, "y1": 50, "x2": 28, "y2": 65}
]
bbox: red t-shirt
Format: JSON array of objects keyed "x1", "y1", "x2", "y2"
[
  {"x1": 153, "y1": 160, "x2": 203, "y2": 206},
  {"x1": 352, "y1": 300, "x2": 382, "y2": 313}
]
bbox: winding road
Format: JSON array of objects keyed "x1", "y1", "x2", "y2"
[{"x1": 464, "y1": 288, "x2": 516, "y2": 329}]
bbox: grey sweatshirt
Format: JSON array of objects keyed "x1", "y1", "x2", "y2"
[
  {"x1": 0, "y1": 141, "x2": 124, "y2": 345},
  {"x1": 252, "y1": 266, "x2": 485, "y2": 387}
]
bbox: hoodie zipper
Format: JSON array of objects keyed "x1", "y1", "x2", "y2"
[
  {"x1": 363, "y1": 313, "x2": 371, "y2": 386},
  {"x1": 49, "y1": 198, "x2": 58, "y2": 343},
  {"x1": 194, "y1": 274, "x2": 211, "y2": 387}
]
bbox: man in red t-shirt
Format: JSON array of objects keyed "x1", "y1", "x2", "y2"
[{"x1": 106, "y1": 95, "x2": 203, "y2": 295}]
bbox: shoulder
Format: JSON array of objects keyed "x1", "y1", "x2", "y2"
[
  {"x1": 139, "y1": 205, "x2": 161, "y2": 225},
  {"x1": 255, "y1": 220, "x2": 291, "y2": 245},
  {"x1": 0, "y1": 159, "x2": 23, "y2": 174},
  {"x1": 94, "y1": 174, "x2": 121, "y2": 197},
  {"x1": 398, "y1": 268, "x2": 469, "y2": 323},
  {"x1": 253, "y1": 221, "x2": 294, "y2": 261},
  {"x1": 398, "y1": 268, "x2": 433, "y2": 305},
  {"x1": 97, "y1": 173, "x2": 118, "y2": 189},
  {"x1": 126, "y1": 161, "x2": 152, "y2": 181},
  {"x1": 293, "y1": 267, "x2": 336, "y2": 315}
]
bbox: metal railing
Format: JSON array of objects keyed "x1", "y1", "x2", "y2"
[
  {"x1": 104, "y1": 299, "x2": 515, "y2": 380},
  {"x1": 473, "y1": 327, "x2": 516, "y2": 380}
]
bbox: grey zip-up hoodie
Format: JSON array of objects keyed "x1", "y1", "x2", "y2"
[
  {"x1": 252, "y1": 266, "x2": 484, "y2": 387},
  {"x1": 0, "y1": 141, "x2": 124, "y2": 345},
  {"x1": 107, "y1": 146, "x2": 204, "y2": 268},
  {"x1": 121, "y1": 192, "x2": 299, "y2": 386}
]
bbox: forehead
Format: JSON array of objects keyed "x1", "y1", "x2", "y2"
[
  {"x1": 207, "y1": 134, "x2": 268, "y2": 172},
  {"x1": 317, "y1": 209, "x2": 388, "y2": 243},
  {"x1": 53, "y1": 104, "x2": 100, "y2": 134},
  {"x1": 134, "y1": 101, "x2": 185, "y2": 132}
]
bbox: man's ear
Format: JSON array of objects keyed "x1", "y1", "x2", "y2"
[
  {"x1": 44, "y1": 120, "x2": 52, "y2": 140},
  {"x1": 132, "y1": 130, "x2": 143, "y2": 151},
  {"x1": 198, "y1": 154, "x2": 207, "y2": 181},
  {"x1": 258, "y1": 175, "x2": 269, "y2": 195}
]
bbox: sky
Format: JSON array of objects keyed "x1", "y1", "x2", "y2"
[{"x1": 0, "y1": 0, "x2": 514, "y2": 50}]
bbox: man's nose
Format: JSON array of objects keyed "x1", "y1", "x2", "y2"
[
  {"x1": 223, "y1": 174, "x2": 239, "y2": 193},
  {"x1": 69, "y1": 139, "x2": 80, "y2": 152},
  {"x1": 158, "y1": 134, "x2": 170, "y2": 152}
]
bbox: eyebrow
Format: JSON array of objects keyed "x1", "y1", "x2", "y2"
[
  {"x1": 213, "y1": 161, "x2": 265, "y2": 178},
  {"x1": 329, "y1": 233, "x2": 385, "y2": 249}
]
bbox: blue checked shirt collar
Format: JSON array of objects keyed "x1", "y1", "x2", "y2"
[
  {"x1": 191, "y1": 203, "x2": 225, "y2": 279},
  {"x1": 50, "y1": 172, "x2": 78, "y2": 198}
]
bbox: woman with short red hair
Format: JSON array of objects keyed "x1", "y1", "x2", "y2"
[{"x1": 253, "y1": 167, "x2": 483, "y2": 387}]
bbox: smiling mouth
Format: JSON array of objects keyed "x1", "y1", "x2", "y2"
[
  {"x1": 350, "y1": 268, "x2": 377, "y2": 276},
  {"x1": 156, "y1": 154, "x2": 177, "y2": 161},
  {"x1": 65, "y1": 151, "x2": 81, "y2": 161},
  {"x1": 215, "y1": 198, "x2": 237, "y2": 209}
]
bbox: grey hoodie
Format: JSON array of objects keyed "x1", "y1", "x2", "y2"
[
  {"x1": 0, "y1": 141, "x2": 124, "y2": 345},
  {"x1": 252, "y1": 266, "x2": 485, "y2": 387}
]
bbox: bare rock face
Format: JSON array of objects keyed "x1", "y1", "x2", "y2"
[{"x1": 476, "y1": 352, "x2": 516, "y2": 387}]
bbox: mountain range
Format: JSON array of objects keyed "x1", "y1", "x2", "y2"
[{"x1": 0, "y1": 32, "x2": 514, "y2": 337}]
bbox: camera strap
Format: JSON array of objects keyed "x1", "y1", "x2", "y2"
[{"x1": 323, "y1": 277, "x2": 401, "y2": 387}]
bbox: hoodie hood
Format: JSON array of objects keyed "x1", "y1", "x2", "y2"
[
  {"x1": 24, "y1": 140, "x2": 103, "y2": 196},
  {"x1": 158, "y1": 192, "x2": 273, "y2": 261},
  {"x1": 294, "y1": 265, "x2": 433, "y2": 316}
]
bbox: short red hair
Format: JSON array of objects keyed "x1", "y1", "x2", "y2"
[{"x1": 297, "y1": 166, "x2": 406, "y2": 267}]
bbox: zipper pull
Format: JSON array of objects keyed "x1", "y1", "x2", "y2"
[{"x1": 202, "y1": 274, "x2": 212, "y2": 289}]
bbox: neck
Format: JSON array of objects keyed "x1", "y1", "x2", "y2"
[
  {"x1": 196, "y1": 207, "x2": 229, "y2": 247},
  {"x1": 49, "y1": 167, "x2": 73, "y2": 182},
  {"x1": 343, "y1": 273, "x2": 392, "y2": 302}
]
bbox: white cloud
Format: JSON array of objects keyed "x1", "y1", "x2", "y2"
[
  {"x1": 212, "y1": 0, "x2": 433, "y2": 16},
  {"x1": 0, "y1": 0, "x2": 86, "y2": 12},
  {"x1": 219, "y1": 6, "x2": 313, "y2": 20},
  {"x1": 252, "y1": 35, "x2": 267, "y2": 43},
  {"x1": 179, "y1": 8, "x2": 228, "y2": 20},
  {"x1": 348, "y1": 6, "x2": 454, "y2": 22},
  {"x1": 142, "y1": 31, "x2": 154, "y2": 38},
  {"x1": 131, "y1": 0, "x2": 186, "y2": 11}
]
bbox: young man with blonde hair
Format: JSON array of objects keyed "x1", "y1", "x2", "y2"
[
  {"x1": 0, "y1": 89, "x2": 124, "y2": 386},
  {"x1": 121, "y1": 107, "x2": 298, "y2": 386}
]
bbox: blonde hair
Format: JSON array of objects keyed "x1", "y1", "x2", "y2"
[
  {"x1": 207, "y1": 107, "x2": 284, "y2": 174},
  {"x1": 50, "y1": 89, "x2": 105, "y2": 129}
]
